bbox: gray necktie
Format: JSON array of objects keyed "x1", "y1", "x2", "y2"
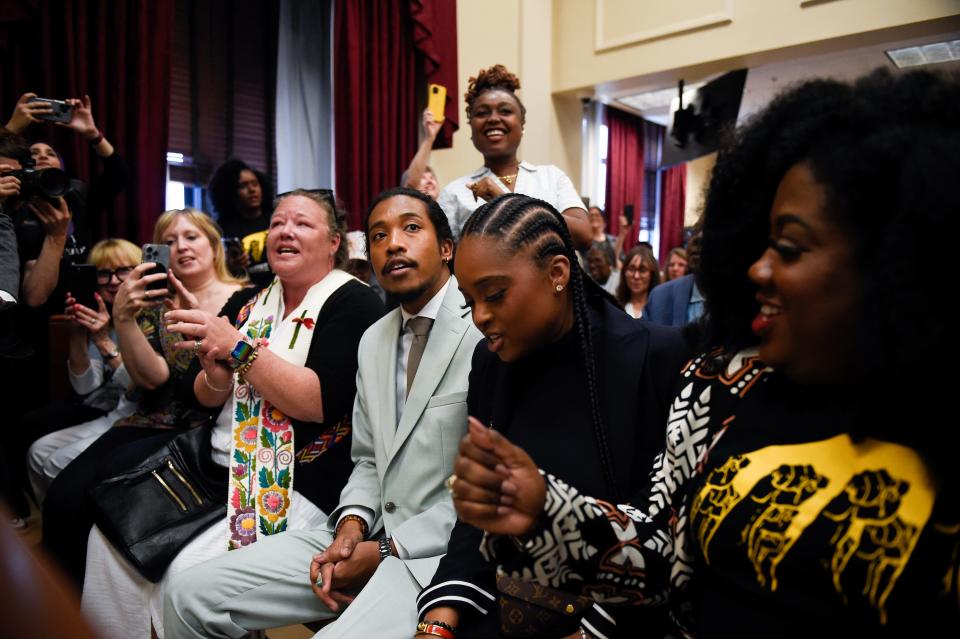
[{"x1": 406, "y1": 316, "x2": 434, "y2": 395}]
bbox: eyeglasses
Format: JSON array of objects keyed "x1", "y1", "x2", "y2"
[
  {"x1": 624, "y1": 266, "x2": 652, "y2": 276},
  {"x1": 96, "y1": 266, "x2": 134, "y2": 284}
]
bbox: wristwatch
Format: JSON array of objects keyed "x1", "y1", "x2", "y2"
[
  {"x1": 378, "y1": 536, "x2": 393, "y2": 562},
  {"x1": 228, "y1": 338, "x2": 255, "y2": 370}
]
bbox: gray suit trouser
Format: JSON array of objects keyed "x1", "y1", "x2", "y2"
[{"x1": 163, "y1": 529, "x2": 421, "y2": 638}]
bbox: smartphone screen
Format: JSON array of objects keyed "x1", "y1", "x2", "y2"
[
  {"x1": 141, "y1": 243, "x2": 172, "y2": 295},
  {"x1": 427, "y1": 83, "x2": 446, "y2": 124},
  {"x1": 69, "y1": 264, "x2": 98, "y2": 309}
]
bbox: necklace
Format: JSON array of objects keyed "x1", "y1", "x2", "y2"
[{"x1": 497, "y1": 172, "x2": 519, "y2": 185}]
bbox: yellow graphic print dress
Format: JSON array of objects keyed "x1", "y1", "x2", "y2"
[{"x1": 482, "y1": 349, "x2": 960, "y2": 637}]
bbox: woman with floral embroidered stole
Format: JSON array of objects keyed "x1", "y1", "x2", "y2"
[
  {"x1": 81, "y1": 190, "x2": 383, "y2": 639},
  {"x1": 448, "y1": 70, "x2": 960, "y2": 637}
]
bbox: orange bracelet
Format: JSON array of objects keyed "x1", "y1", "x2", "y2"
[{"x1": 415, "y1": 624, "x2": 455, "y2": 639}]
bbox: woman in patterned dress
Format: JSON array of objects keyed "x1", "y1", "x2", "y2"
[{"x1": 448, "y1": 69, "x2": 960, "y2": 637}]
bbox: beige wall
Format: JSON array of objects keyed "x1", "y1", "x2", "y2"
[
  {"x1": 433, "y1": 0, "x2": 958, "y2": 196},
  {"x1": 684, "y1": 152, "x2": 716, "y2": 226},
  {"x1": 554, "y1": 0, "x2": 960, "y2": 93}
]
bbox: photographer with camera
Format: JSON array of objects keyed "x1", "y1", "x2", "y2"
[
  {"x1": 0, "y1": 128, "x2": 73, "y2": 309},
  {"x1": 6, "y1": 93, "x2": 130, "y2": 294}
]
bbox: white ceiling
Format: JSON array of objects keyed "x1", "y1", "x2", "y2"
[{"x1": 610, "y1": 29, "x2": 960, "y2": 126}]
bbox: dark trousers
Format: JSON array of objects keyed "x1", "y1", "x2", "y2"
[
  {"x1": 42, "y1": 425, "x2": 180, "y2": 586},
  {"x1": 0, "y1": 401, "x2": 105, "y2": 517}
]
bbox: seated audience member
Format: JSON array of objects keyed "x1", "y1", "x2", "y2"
[
  {"x1": 0, "y1": 126, "x2": 24, "y2": 312},
  {"x1": 616, "y1": 244, "x2": 660, "y2": 319},
  {"x1": 207, "y1": 158, "x2": 274, "y2": 281},
  {"x1": 3, "y1": 93, "x2": 128, "y2": 454},
  {"x1": 645, "y1": 230, "x2": 702, "y2": 326},
  {"x1": 163, "y1": 187, "x2": 478, "y2": 638},
  {"x1": 345, "y1": 230, "x2": 386, "y2": 303},
  {"x1": 419, "y1": 194, "x2": 688, "y2": 639},
  {"x1": 662, "y1": 246, "x2": 688, "y2": 282},
  {"x1": 0, "y1": 173, "x2": 18, "y2": 309},
  {"x1": 82, "y1": 190, "x2": 383, "y2": 639},
  {"x1": 0, "y1": 126, "x2": 76, "y2": 518},
  {"x1": 582, "y1": 206, "x2": 619, "y2": 268},
  {"x1": 16, "y1": 240, "x2": 141, "y2": 510},
  {"x1": 449, "y1": 69, "x2": 960, "y2": 638},
  {"x1": 437, "y1": 65, "x2": 590, "y2": 247},
  {"x1": 402, "y1": 108, "x2": 443, "y2": 199},
  {"x1": 585, "y1": 246, "x2": 619, "y2": 296},
  {"x1": 42, "y1": 208, "x2": 248, "y2": 586}
]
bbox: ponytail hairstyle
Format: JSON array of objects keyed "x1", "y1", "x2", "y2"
[
  {"x1": 464, "y1": 64, "x2": 526, "y2": 124},
  {"x1": 461, "y1": 193, "x2": 619, "y2": 499}
]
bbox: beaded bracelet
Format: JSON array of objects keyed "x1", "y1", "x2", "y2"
[
  {"x1": 335, "y1": 514, "x2": 369, "y2": 538},
  {"x1": 236, "y1": 340, "x2": 264, "y2": 383}
]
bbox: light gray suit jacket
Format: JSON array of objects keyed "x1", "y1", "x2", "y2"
[{"x1": 328, "y1": 278, "x2": 482, "y2": 586}]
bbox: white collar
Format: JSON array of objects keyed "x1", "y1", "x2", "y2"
[
  {"x1": 399, "y1": 276, "x2": 451, "y2": 328},
  {"x1": 469, "y1": 160, "x2": 537, "y2": 180}
]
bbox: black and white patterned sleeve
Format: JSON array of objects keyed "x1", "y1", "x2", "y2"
[{"x1": 481, "y1": 380, "x2": 716, "y2": 608}]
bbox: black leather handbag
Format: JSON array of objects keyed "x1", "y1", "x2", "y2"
[{"x1": 87, "y1": 426, "x2": 227, "y2": 582}]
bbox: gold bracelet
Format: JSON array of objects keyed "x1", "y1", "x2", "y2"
[
  {"x1": 202, "y1": 370, "x2": 233, "y2": 393},
  {"x1": 335, "y1": 514, "x2": 369, "y2": 538}
]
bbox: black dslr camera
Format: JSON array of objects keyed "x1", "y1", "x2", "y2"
[{"x1": 0, "y1": 166, "x2": 70, "y2": 200}]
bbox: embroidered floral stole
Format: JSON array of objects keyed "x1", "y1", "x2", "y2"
[{"x1": 227, "y1": 270, "x2": 354, "y2": 549}]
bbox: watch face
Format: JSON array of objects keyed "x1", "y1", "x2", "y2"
[{"x1": 229, "y1": 340, "x2": 254, "y2": 368}]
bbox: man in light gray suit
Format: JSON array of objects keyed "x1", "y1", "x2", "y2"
[{"x1": 165, "y1": 188, "x2": 482, "y2": 638}]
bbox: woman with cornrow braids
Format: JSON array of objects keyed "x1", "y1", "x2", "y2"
[
  {"x1": 415, "y1": 194, "x2": 689, "y2": 639},
  {"x1": 436, "y1": 65, "x2": 591, "y2": 248}
]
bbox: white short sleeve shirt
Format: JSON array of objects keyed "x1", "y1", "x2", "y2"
[{"x1": 437, "y1": 161, "x2": 585, "y2": 240}]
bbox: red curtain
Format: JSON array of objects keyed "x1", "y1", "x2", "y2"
[
  {"x1": 334, "y1": 0, "x2": 419, "y2": 230},
  {"x1": 0, "y1": 1, "x2": 173, "y2": 243},
  {"x1": 409, "y1": 0, "x2": 458, "y2": 149},
  {"x1": 659, "y1": 163, "x2": 687, "y2": 257},
  {"x1": 603, "y1": 106, "x2": 644, "y2": 252}
]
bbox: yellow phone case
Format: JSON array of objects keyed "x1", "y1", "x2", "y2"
[{"x1": 427, "y1": 83, "x2": 447, "y2": 124}]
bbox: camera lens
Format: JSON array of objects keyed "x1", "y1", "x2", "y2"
[{"x1": 37, "y1": 168, "x2": 69, "y2": 197}]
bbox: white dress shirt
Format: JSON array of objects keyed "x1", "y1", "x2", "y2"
[{"x1": 437, "y1": 161, "x2": 585, "y2": 240}]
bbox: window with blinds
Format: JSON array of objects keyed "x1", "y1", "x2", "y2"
[{"x1": 167, "y1": 0, "x2": 278, "y2": 192}]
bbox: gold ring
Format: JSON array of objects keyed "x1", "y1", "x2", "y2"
[
  {"x1": 192, "y1": 339, "x2": 203, "y2": 357},
  {"x1": 444, "y1": 473, "x2": 457, "y2": 495}
]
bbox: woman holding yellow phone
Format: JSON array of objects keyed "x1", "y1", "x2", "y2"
[{"x1": 436, "y1": 65, "x2": 590, "y2": 248}]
